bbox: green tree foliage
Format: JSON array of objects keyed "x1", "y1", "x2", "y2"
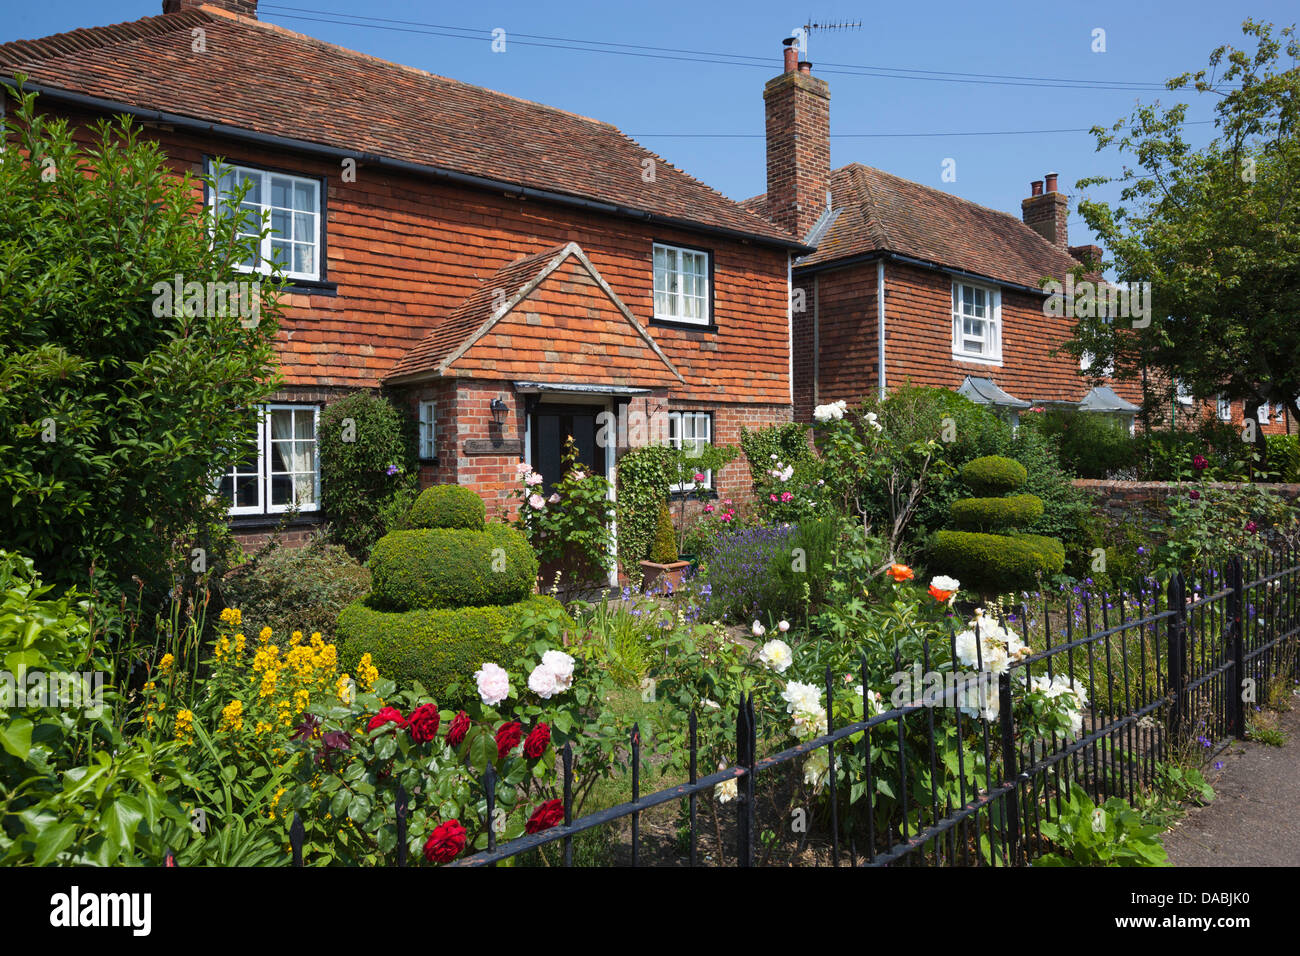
[
  {"x1": 1069, "y1": 21, "x2": 1300, "y2": 461},
  {"x1": 0, "y1": 84, "x2": 282, "y2": 596},
  {"x1": 318, "y1": 390, "x2": 417, "y2": 558}
]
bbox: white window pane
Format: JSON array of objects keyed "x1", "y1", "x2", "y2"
[
  {"x1": 294, "y1": 180, "x2": 317, "y2": 213},
  {"x1": 271, "y1": 176, "x2": 291, "y2": 208},
  {"x1": 294, "y1": 244, "x2": 315, "y2": 275},
  {"x1": 271, "y1": 409, "x2": 292, "y2": 440}
]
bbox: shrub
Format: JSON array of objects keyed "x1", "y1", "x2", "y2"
[
  {"x1": 219, "y1": 535, "x2": 371, "y2": 642},
  {"x1": 739, "y1": 421, "x2": 818, "y2": 485},
  {"x1": 614, "y1": 444, "x2": 676, "y2": 583},
  {"x1": 318, "y1": 390, "x2": 418, "y2": 557},
  {"x1": 1266, "y1": 434, "x2": 1300, "y2": 482},
  {"x1": 0, "y1": 89, "x2": 282, "y2": 598},
  {"x1": 950, "y1": 494, "x2": 1045, "y2": 531},
  {"x1": 407, "y1": 484, "x2": 486, "y2": 531},
  {"x1": 1024, "y1": 408, "x2": 1136, "y2": 478},
  {"x1": 649, "y1": 502, "x2": 678, "y2": 564},
  {"x1": 928, "y1": 530, "x2": 1065, "y2": 593},
  {"x1": 334, "y1": 595, "x2": 570, "y2": 706},
  {"x1": 699, "y1": 525, "x2": 800, "y2": 622},
  {"x1": 367, "y1": 524, "x2": 537, "y2": 610},
  {"x1": 513, "y1": 437, "x2": 614, "y2": 584},
  {"x1": 959, "y1": 456, "x2": 1028, "y2": 496}
]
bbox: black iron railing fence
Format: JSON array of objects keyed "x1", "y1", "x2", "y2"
[{"x1": 289, "y1": 548, "x2": 1300, "y2": 867}]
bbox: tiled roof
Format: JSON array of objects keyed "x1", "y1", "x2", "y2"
[
  {"x1": 0, "y1": 7, "x2": 797, "y2": 246},
  {"x1": 387, "y1": 242, "x2": 683, "y2": 387},
  {"x1": 750, "y1": 164, "x2": 1086, "y2": 288}
]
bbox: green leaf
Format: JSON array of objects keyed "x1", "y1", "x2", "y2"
[{"x1": 0, "y1": 718, "x2": 33, "y2": 759}]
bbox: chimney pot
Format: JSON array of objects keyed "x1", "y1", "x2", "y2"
[
  {"x1": 782, "y1": 38, "x2": 798, "y2": 73},
  {"x1": 798, "y1": 60, "x2": 813, "y2": 74},
  {"x1": 1044, "y1": 172, "x2": 1059, "y2": 193},
  {"x1": 1030, "y1": 180, "x2": 1044, "y2": 197}
]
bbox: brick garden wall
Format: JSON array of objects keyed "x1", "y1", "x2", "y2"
[{"x1": 1073, "y1": 479, "x2": 1300, "y2": 526}]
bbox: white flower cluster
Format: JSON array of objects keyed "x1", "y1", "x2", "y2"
[
  {"x1": 781, "y1": 680, "x2": 827, "y2": 740},
  {"x1": 1026, "y1": 672, "x2": 1089, "y2": 738},
  {"x1": 516, "y1": 461, "x2": 548, "y2": 509},
  {"x1": 527, "y1": 650, "x2": 576, "y2": 700},
  {"x1": 768, "y1": 460, "x2": 795, "y2": 482},
  {"x1": 953, "y1": 610, "x2": 1029, "y2": 678},
  {"x1": 812, "y1": 400, "x2": 848, "y2": 422}
]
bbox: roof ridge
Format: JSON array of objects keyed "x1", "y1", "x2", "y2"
[{"x1": 0, "y1": 10, "x2": 209, "y2": 66}]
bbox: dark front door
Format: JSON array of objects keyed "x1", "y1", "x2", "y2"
[{"x1": 529, "y1": 403, "x2": 607, "y2": 495}]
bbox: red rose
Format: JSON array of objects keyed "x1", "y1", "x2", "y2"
[
  {"x1": 446, "y1": 710, "x2": 471, "y2": 747},
  {"x1": 424, "y1": 819, "x2": 467, "y2": 863},
  {"x1": 525, "y1": 799, "x2": 564, "y2": 834},
  {"x1": 495, "y1": 721, "x2": 523, "y2": 759},
  {"x1": 367, "y1": 706, "x2": 406, "y2": 732},
  {"x1": 407, "y1": 703, "x2": 440, "y2": 742},
  {"x1": 523, "y1": 722, "x2": 551, "y2": 759}
]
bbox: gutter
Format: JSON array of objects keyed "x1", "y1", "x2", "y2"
[
  {"x1": 877, "y1": 260, "x2": 886, "y2": 401},
  {"x1": 795, "y1": 249, "x2": 1053, "y2": 299},
  {"x1": 9, "y1": 80, "x2": 815, "y2": 255}
]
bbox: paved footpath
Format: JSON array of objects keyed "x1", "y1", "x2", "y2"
[{"x1": 1163, "y1": 702, "x2": 1300, "y2": 866}]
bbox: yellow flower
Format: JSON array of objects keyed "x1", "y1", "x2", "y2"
[
  {"x1": 174, "y1": 709, "x2": 194, "y2": 743},
  {"x1": 290, "y1": 630, "x2": 303, "y2": 646},
  {"x1": 259, "y1": 669, "x2": 278, "y2": 699},
  {"x1": 254, "y1": 720, "x2": 274, "y2": 736},
  {"x1": 233, "y1": 633, "x2": 246, "y2": 657},
  {"x1": 213, "y1": 635, "x2": 231, "y2": 662},
  {"x1": 146, "y1": 712, "x2": 155, "y2": 729},
  {"x1": 220, "y1": 699, "x2": 244, "y2": 733},
  {"x1": 252, "y1": 645, "x2": 280, "y2": 674},
  {"x1": 310, "y1": 631, "x2": 324, "y2": 649},
  {"x1": 220, "y1": 607, "x2": 242, "y2": 627},
  {"x1": 293, "y1": 688, "x2": 310, "y2": 713},
  {"x1": 268, "y1": 786, "x2": 286, "y2": 820},
  {"x1": 157, "y1": 654, "x2": 175, "y2": 675},
  {"x1": 357, "y1": 653, "x2": 379, "y2": 691},
  {"x1": 336, "y1": 674, "x2": 355, "y2": 704},
  {"x1": 258, "y1": 626, "x2": 272, "y2": 643}
]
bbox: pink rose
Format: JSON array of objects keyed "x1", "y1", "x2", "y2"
[
  {"x1": 693, "y1": 472, "x2": 705, "y2": 483},
  {"x1": 704, "y1": 503, "x2": 714, "y2": 513}
]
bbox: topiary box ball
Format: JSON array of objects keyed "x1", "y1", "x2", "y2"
[
  {"x1": 368, "y1": 524, "x2": 537, "y2": 610},
  {"x1": 408, "y1": 484, "x2": 486, "y2": 530},
  {"x1": 960, "y1": 455, "x2": 1028, "y2": 497}
]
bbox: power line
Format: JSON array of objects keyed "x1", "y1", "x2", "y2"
[
  {"x1": 627, "y1": 121, "x2": 1215, "y2": 139},
  {"x1": 258, "y1": 5, "x2": 1213, "y2": 94}
]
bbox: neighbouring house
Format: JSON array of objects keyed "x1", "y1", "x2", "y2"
[
  {"x1": 0, "y1": 0, "x2": 809, "y2": 562},
  {"x1": 745, "y1": 38, "x2": 1294, "y2": 438}
]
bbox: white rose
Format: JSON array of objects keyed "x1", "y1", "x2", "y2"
[
  {"x1": 777, "y1": 620, "x2": 790, "y2": 633},
  {"x1": 751, "y1": 621, "x2": 766, "y2": 637},
  {"x1": 541, "y1": 650, "x2": 575, "y2": 690},
  {"x1": 930, "y1": 575, "x2": 960, "y2": 592},
  {"x1": 474, "y1": 662, "x2": 511, "y2": 707},
  {"x1": 527, "y1": 663, "x2": 559, "y2": 699},
  {"x1": 781, "y1": 680, "x2": 822, "y2": 716},
  {"x1": 528, "y1": 493, "x2": 546, "y2": 509},
  {"x1": 757, "y1": 638, "x2": 792, "y2": 674},
  {"x1": 803, "y1": 749, "x2": 830, "y2": 791}
]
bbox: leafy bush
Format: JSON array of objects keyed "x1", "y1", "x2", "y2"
[
  {"x1": 1023, "y1": 408, "x2": 1136, "y2": 478},
  {"x1": 408, "y1": 484, "x2": 486, "y2": 531},
  {"x1": 512, "y1": 437, "x2": 614, "y2": 583},
  {"x1": 219, "y1": 535, "x2": 371, "y2": 642},
  {"x1": 0, "y1": 87, "x2": 282, "y2": 598},
  {"x1": 614, "y1": 444, "x2": 676, "y2": 583},
  {"x1": 649, "y1": 502, "x2": 678, "y2": 564},
  {"x1": 1034, "y1": 784, "x2": 1169, "y2": 867},
  {"x1": 367, "y1": 524, "x2": 537, "y2": 610},
  {"x1": 928, "y1": 531, "x2": 1065, "y2": 594},
  {"x1": 950, "y1": 494, "x2": 1044, "y2": 531},
  {"x1": 333, "y1": 595, "x2": 570, "y2": 706},
  {"x1": 739, "y1": 421, "x2": 819, "y2": 484},
  {"x1": 318, "y1": 390, "x2": 418, "y2": 558},
  {"x1": 959, "y1": 456, "x2": 1028, "y2": 496},
  {"x1": 1266, "y1": 434, "x2": 1300, "y2": 482}
]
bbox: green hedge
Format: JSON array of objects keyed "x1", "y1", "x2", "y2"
[
  {"x1": 950, "y1": 494, "x2": 1045, "y2": 531},
  {"x1": 368, "y1": 524, "x2": 537, "y2": 610},
  {"x1": 959, "y1": 455, "x2": 1028, "y2": 496},
  {"x1": 928, "y1": 530, "x2": 1065, "y2": 594},
  {"x1": 335, "y1": 595, "x2": 570, "y2": 706},
  {"x1": 407, "y1": 485, "x2": 486, "y2": 531}
]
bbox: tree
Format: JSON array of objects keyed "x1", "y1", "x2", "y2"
[
  {"x1": 0, "y1": 81, "x2": 283, "y2": 596},
  {"x1": 1068, "y1": 20, "x2": 1299, "y2": 459}
]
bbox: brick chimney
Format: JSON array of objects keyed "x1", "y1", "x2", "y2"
[
  {"x1": 763, "y1": 37, "x2": 831, "y2": 240},
  {"x1": 163, "y1": 0, "x2": 258, "y2": 16},
  {"x1": 1021, "y1": 172, "x2": 1069, "y2": 250}
]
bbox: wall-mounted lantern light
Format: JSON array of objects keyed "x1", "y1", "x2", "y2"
[{"x1": 489, "y1": 397, "x2": 508, "y2": 427}]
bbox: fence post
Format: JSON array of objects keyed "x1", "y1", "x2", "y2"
[
  {"x1": 734, "y1": 693, "x2": 756, "y2": 867},
  {"x1": 996, "y1": 670, "x2": 1022, "y2": 866},
  {"x1": 1167, "y1": 574, "x2": 1187, "y2": 742},
  {"x1": 290, "y1": 813, "x2": 304, "y2": 867},
  {"x1": 1228, "y1": 555, "x2": 1246, "y2": 738},
  {"x1": 395, "y1": 784, "x2": 409, "y2": 867}
]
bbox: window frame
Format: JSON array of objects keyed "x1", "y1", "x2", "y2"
[
  {"x1": 207, "y1": 159, "x2": 326, "y2": 284},
  {"x1": 666, "y1": 410, "x2": 714, "y2": 493},
  {"x1": 218, "y1": 404, "x2": 321, "y2": 517},
  {"x1": 1216, "y1": 395, "x2": 1232, "y2": 422},
  {"x1": 951, "y1": 280, "x2": 1003, "y2": 365},
  {"x1": 418, "y1": 400, "x2": 437, "y2": 461},
  {"x1": 651, "y1": 241, "x2": 713, "y2": 327}
]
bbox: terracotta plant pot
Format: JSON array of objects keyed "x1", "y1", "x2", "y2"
[{"x1": 639, "y1": 559, "x2": 690, "y2": 593}]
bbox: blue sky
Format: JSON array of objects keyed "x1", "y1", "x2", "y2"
[{"x1": 3, "y1": 1, "x2": 1292, "y2": 248}]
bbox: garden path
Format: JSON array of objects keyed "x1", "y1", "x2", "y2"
[{"x1": 1162, "y1": 700, "x2": 1300, "y2": 866}]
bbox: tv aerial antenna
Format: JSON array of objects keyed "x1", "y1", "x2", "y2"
[{"x1": 790, "y1": 18, "x2": 862, "y2": 61}]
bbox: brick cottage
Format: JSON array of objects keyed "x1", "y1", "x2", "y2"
[{"x1": 0, "y1": 0, "x2": 810, "y2": 563}]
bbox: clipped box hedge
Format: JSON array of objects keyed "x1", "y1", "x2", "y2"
[
  {"x1": 959, "y1": 455, "x2": 1028, "y2": 497},
  {"x1": 407, "y1": 484, "x2": 486, "y2": 531},
  {"x1": 335, "y1": 595, "x2": 569, "y2": 706},
  {"x1": 950, "y1": 493, "x2": 1045, "y2": 531},
  {"x1": 367, "y1": 523, "x2": 537, "y2": 610},
  {"x1": 929, "y1": 530, "x2": 1065, "y2": 593}
]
